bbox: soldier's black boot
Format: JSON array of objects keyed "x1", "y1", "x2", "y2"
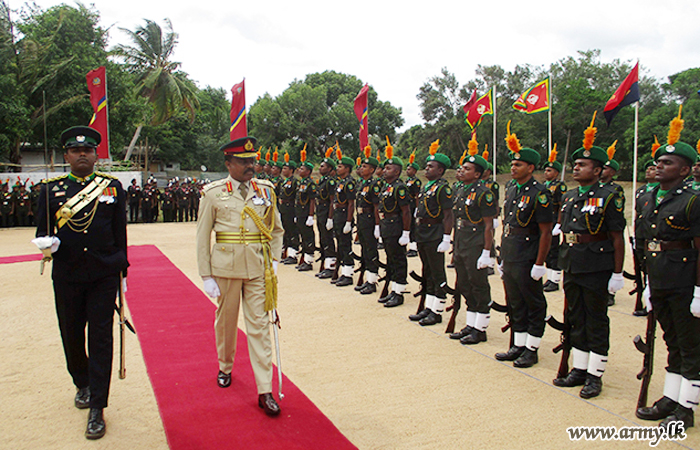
[
  {"x1": 513, "y1": 348, "x2": 538, "y2": 368},
  {"x1": 543, "y1": 280, "x2": 559, "y2": 292},
  {"x1": 449, "y1": 326, "x2": 473, "y2": 340},
  {"x1": 660, "y1": 406, "x2": 694, "y2": 431},
  {"x1": 406, "y1": 249, "x2": 418, "y2": 258},
  {"x1": 297, "y1": 262, "x2": 313, "y2": 271},
  {"x1": 419, "y1": 311, "x2": 442, "y2": 326},
  {"x1": 317, "y1": 269, "x2": 334, "y2": 279},
  {"x1": 378, "y1": 292, "x2": 395, "y2": 303},
  {"x1": 553, "y1": 369, "x2": 587, "y2": 387},
  {"x1": 460, "y1": 329, "x2": 487, "y2": 345},
  {"x1": 409, "y1": 309, "x2": 431, "y2": 322},
  {"x1": 495, "y1": 346, "x2": 525, "y2": 362},
  {"x1": 354, "y1": 281, "x2": 369, "y2": 292},
  {"x1": 335, "y1": 276, "x2": 353, "y2": 287},
  {"x1": 384, "y1": 294, "x2": 404, "y2": 308},
  {"x1": 579, "y1": 374, "x2": 603, "y2": 399},
  {"x1": 85, "y1": 408, "x2": 105, "y2": 440},
  {"x1": 636, "y1": 396, "x2": 678, "y2": 420},
  {"x1": 75, "y1": 387, "x2": 90, "y2": 409},
  {"x1": 359, "y1": 283, "x2": 376, "y2": 295}
]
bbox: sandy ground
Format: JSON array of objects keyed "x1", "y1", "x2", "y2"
[{"x1": 2, "y1": 181, "x2": 698, "y2": 449}]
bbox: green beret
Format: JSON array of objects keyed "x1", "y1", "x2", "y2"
[
  {"x1": 544, "y1": 161, "x2": 563, "y2": 172},
  {"x1": 385, "y1": 157, "x2": 404, "y2": 169},
  {"x1": 61, "y1": 126, "x2": 101, "y2": 149},
  {"x1": 463, "y1": 154, "x2": 489, "y2": 172},
  {"x1": 321, "y1": 157, "x2": 336, "y2": 169},
  {"x1": 655, "y1": 141, "x2": 698, "y2": 164},
  {"x1": 644, "y1": 159, "x2": 656, "y2": 170},
  {"x1": 378, "y1": 161, "x2": 385, "y2": 169},
  {"x1": 274, "y1": 161, "x2": 285, "y2": 169},
  {"x1": 283, "y1": 160, "x2": 298, "y2": 169},
  {"x1": 426, "y1": 152, "x2": 452, "y2": 169},
  {"x1": 408, "y1": 162, "x2": 420, "y2": 170},
  {"x1": 362, "y1": 157, "x2": 379, "y2": 167},
  {"x1": 300, "y1": 161, "x2": 314, "y2": 170},
  {"x1": 509, "y1": 148, "x2": 540, "y2": 166},
  {"x1": 571, "y1": 146, "x2": 608, "y2": 165},
  {"x1": 605, "y1": 159, "x2": 620, "y2": 172},
  {"x1": 339, "y1": 156, "x2": 355, "y2": 168},
  {"x1": 486, "y1": 163, "x2": 493, "y2": 172}
]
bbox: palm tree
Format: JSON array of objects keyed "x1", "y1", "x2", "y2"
[{"x1": 115, "y1": 18, "x2": 199, "y2": 160}]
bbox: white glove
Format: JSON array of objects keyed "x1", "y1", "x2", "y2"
[
  {"x1": 121, "y1": 277, "x2": 127, "y2": 294},
  {"x1": 476, "y1": 249, "x2": 494, "y2": 269},
  {"x1": 552, "y1": 223, "x2": 562, "y2": 236},
  {"x1": 293, "y1": 216, "x2": 297, "y2": 223},
  {"x1": 642, "y1": 283, "x2": 652, "y2": 312},
  {"x1": 414, "y1": 208, "x2": 418, "y2": 218},
  {"x1": 399, "y1": 230, "x2": 410, "y2": 246},
  {"x1": 326, "y1": 218, "x2": 333, "y2": 230},
  {"x1": 374, "y1": 225, "x2": 380, "y2": 240},
  {"x1": 202, "y1": 277, "x2": 221, "y2": 298},
  {"x1": 492, "y1": 218, "x2": 500, "y2": 229},
  {"x1": 31, "y1": 236, "x2": 61, "y2": 253},
  {"x1": 273, "y1": 260, "x2": 279, "y2": 276},
  {"x1": 530, "y1": 264, "x2": 546, "y2": 281},
  {"x1": 305, "y1": 216, "x2": 314, "y2": 227},
  {"x1": 437, "y1": 234, "x2": 451, "y2": 253},
  {"x1": 607, "y1": 272, "x2": 624, "y2": 294},
  {"x1": 691, "y1": 286, "x2": 700, "y2": 318},
  {"x1": 496, "y1": 261, "x2": 504, "y2": 278},
  {"x1": 343, "y1": 221, "x2": 352, "y2": 234}
]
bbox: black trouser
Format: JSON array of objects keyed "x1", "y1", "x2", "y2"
[
  {"x1": 408, "y1": 205, "x2": 417, "y2": 242},
  {"x1": 142, "y1": 207, "x2": 152, "y2": 223},
  {"x1": 53, "y1": 275, "x2": 118, "y2": 409},
  {"x1": 15, "y1": 212, "x2": 30, "y2": 226},
  {"x1": 417, "y1": 239, "x2": 447, "y2": 300},
  {"x1": 333, "y1": 208, "x2": 353, "y2": 266},
  {"x1": 563, "y1": 270, "x2": 611, "y2": 355},
  {"x1": 177, "y1": 206, "x2": 186, "y2": 222},
  {"x1": 162, "y1": 208, "x2": 173, "y2": 222},
  {"x1": 295, "y1": 207, "x2": 315, "y2": 256},
  {"x1": 129, "y1": 201, "x2": 139, "y2": 222},
  {"x1": 381, "y1": 225, "x2": 407, "y2": 285},
  {"x1": 545, "y1": 234, "x2": 561, "y2": 271},
  {"x1": 279, "y1": 201, "x2": 299, "y2": 252},
  {"x1": 316, "y1": 204, "x2": 335, "y2": 260},
  {"x1": 454, "y1": 242, "x2": 491, "y2": 314},
  {"x1": 652, "y1": 286, "x2": 700, "y2": 380},
  {"x1": 502, "y1": 261, "x2": 546, "y2": 337},
  {"x1": 357, "y1": 213, "x2": 379, "y2": 274},
  {"x1": 0, "y1": 212, "x2": 11, "y2": 227}
]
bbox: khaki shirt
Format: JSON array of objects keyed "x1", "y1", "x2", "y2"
[{"x1": 196, "y1": 175, "x2": 284, "y2": 279}]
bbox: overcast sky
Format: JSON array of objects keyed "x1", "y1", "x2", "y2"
[{"x1": 22, "y1": 0, "x2": 700, "y2": 130}]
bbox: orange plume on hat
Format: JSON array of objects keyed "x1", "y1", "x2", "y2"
[
  {"x1": 409, "y1": 149, "x2": 416, "y2": 165},
  {"x1": 583, "y1": 111, "x2": 598, "y2": 150},
  {"x1": 482, "y1": 145, "x2": 489, "y2": 162},
  {"x1": 256, "y1": 150, "x2": 261, "y2": 160},
  {"x1": 667, "y1": 105, "x2": 684, "y2": 146},
  {"x1": 265, "y1": 149, "x2": 271, "y2": 162},
  {"x1": 325, "y1": 147, "x2": 334, "y2": 159},
  {"x1": 505, "y1": 120, "x2": 522, "y2": 153},
  {"x1": 356, "y1": 156, "x2": 361, "y2": 166},
  {"x1": 607, "y1": 140, "x2": 618, "y2": 161},
  {"x1": 549, "y1": 143, "x2": 558, "y2": 163},
  {"x1": 468, "y1": 131, "x2": 478, "y2": 156},
  {"x1": 336, "y1": 143, "x2": 343, "y2": 161},
  {"x1": 429, "y1": 139, "x2": 440, "y2": 156},
  {"x1": 284, "y1": 150, "x2": 290, "y2": 163},
  {"x1": 273, "y1": 147, "x2": 279, "y2": 163},
  {"x1": 364, "y1": 145, "x2": 372, "y2": 159},
  {"x1": 459, "y1": 150, "x2": 467, "y2": 165},
  {"x1": 696, "y1": 138, "x2": 700, "y2": 156},
  {"x1": 376, "y1": 149, "x2": 381, "y2": 162},
  {"x1": 385, "y1": 136, "x2": 394, "y2": 160},
  {"x1": 300, "y1": 143, "x2": 307, "y2": 163},
  {"x1": 651, "y1": 135, "x2": 660, "y2": 158}
]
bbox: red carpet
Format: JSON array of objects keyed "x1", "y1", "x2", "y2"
[
  {"x1": 0, "y1": 253, "x2": 41, "y2": 264},
  {"x1": 126, "y1": 245, "x2": 357, "y2": 450}
]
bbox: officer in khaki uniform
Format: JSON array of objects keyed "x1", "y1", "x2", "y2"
[{"x1": 196, "y1": 136, "x2": 284, "y2": 416}]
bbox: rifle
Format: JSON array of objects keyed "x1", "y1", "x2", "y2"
[
  {"x1": 445, "y1": 291, "x2": 461, "y2": 334},
  {"x1": 490, "y1": 300, "x2": 513, "y2": 348},
  {"x1": 409, "y1": 270, "x2": 426, "y2": 314},
  {"x1": 623, "y1": 235, "x2": 647, "y2": 315},
  {"x1": 117, "y1": 275, "x2": 128, "y2": 379},
  {"x1": 634, "y1": 310, "x2": 656, "y2": 410},
  {"x1": 545, "y1": 295, "x2": 570, "y2": 379},
  {"x1": 353, "y1": 252, "x2": 365, "y2": 287}
]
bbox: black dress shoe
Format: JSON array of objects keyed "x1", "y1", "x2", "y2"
[
  {"x1": 85, "y1": 408, "x2": 105, "y2": 440},
  {"x1": 553, "y1": 368, "x2": 587, "y2": 387},
  {"x1": 543, "y1": 281, "x2": 559, "y2": 292},
  {"x1": 607, "y1": 294, "x2": 615, "y2": 306},
  {"x1": 486, "y1": 267, "x2": 495, "y2": 276},
  {"x1": 579, "y1": 374, "x2": 603, "y2": 399},
  {"x1": 633, "y1": 309, "x2": 649, "y2": 317},
  {"x1": 446, "y1": 263, "x2": 455, "y2": 268},
  {"x1": 217, "y1": 370, "x2": 231, "y2": 388},
  {"x1": 495, "y1": 346, "x2": 525, "y2": 361},
  {"x1": 258, "y1": 393, "x2": 281, "y2": 417},
  {"x1": 406, "y1": 250, "x2": 418, "y2": 258},
  {"x1": 636, "y1": 396, "x2": 679, "y2": 420},
  {"x1": 660, "y1": 405, "x2": 694, "y2": 431},
  {"x1": 513, "y1": 348, "x2": 538, "y2": 368},
  {"x1": 283, "y1": 256, "x2": 297, "y2": 265},
  {"x1": 384, "y1": 294, "x2": 404, "y2": 308},
  {"x1": 378, "y1": 292, "x2": 395, "y2": 303},
  {"x1": 317, "y1": 269, "x2": 333, "y2": 279},
  {"x1": 460, "y1": 329, "x2": 487, "y2": 345},
  {"x1": 359, "y1": 283, "x2": 377, "y2": 295},
  {"x1": 297, "y1": 262, "x2": 313, "y2": 271},
  {"x1": 75, "y1": 387, "x2": 90, "y2": 409},
  {"x1": 419, "y1": 311, "x2": 442, "y2": 326},
  {"x1": 409, "y1": 308, "x2": 431, "y2": 322},
  {"x1": 354, "y1": 281, "x2": 369, "y2": 291},
  {"x1": 449, "y1": 326, "x2": 473, "y2": 340},
  {"x1": 335, "y1": 276, "x2": 353, "y2": 287}
]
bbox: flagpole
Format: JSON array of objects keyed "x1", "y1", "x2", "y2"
[
  {"x1": 548, "y1": 77, "x2": 552, "y2": 155},
  {"x1": 104, "y1": 69, "x2": 111, "y2": 162},
  {"x1": 632, "y1": 101, "x2": 639, "y2": 233},
  {"x1": 492, "y1": 86, "x2": 497, "y2": 180}
]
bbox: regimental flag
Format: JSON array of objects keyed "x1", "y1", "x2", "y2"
[
  {"x1": 230, "y1": 79, "x2": 247, "y2": 140},
  {"x1": 462, "y1": 89, "x2": 477, "y2": 115},
  {"x1": 513, "y1": 78, "x2": 550, "y2": 114},
  {"x1": 465, "y1": 89, "x2": 494, "y2": 130},
  {"x1": 354, "y1": 83, "x2": 369, "y2": 150},
  {"x1": 604, "y1": 62, "x2": 640, "y2": 126},
  {"x1": 86, "y1": 66, "x2": 110, "y2": 159}
]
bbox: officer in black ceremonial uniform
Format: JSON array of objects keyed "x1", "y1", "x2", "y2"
[
  {"x1": 127, "y1": 179, "x2": 140, "y2": 222},
  {"x1": 1, "y1": 180, "x2": 12, "y2": 227},
  {"x1": 329, "y1": 150, "x2": 357, "y2": 287},
  {"x1": 495, "y1": 122, "x2": 553, "y2": 368},
  {"x1": 355, "y1": 146, "x2": 382, "y2": 295},
  {"x1": 635, "y1": 110, "x2": 700, "y2": 430},
  {"x1": 408, "y1": 140, "x2": 454, "y2": 326},
  {"x1": 278, "y1": 153, "x2": 300, "y2": 264},
  {"x1": 316, "y1": 148, "x2": 338, "y2": 279},
  {"x1": 376, "y1": 140, "x2": 411, "y2": 307},
  {"x1": 542, "y1": 147, "x2": 567, "y2": 292},
  {"x1": 552, "y1": 119, "x2": 625, "y2": 399},
  {"x1": 34, "y1": 126, "x2": 128, "y2": 440},
  {"x1": 294, "y1": 146, "x2": 317, "y2": 271},
  {"x1": 448, "y1": 134, "x2": 497, "y2": 344},
  {"x1": 405, "y1": 150, "x2": 422, "y2": 257}
]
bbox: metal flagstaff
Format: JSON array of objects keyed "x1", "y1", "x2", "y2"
[
  {"x1": 631, "y1": 101, "x2": 639, "y2": 233},
  {"x1": 492, "y1": 85, "x2": 497, "y2": 179}
]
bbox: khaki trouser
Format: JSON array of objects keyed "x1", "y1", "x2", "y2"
[{"x1": 214, "y1": 276, "x2": 272, "y2": 394}]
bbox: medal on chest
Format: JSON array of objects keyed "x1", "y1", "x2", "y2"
[{"x1": 518, "y1": 195, "x2": 530, "y2": 209}]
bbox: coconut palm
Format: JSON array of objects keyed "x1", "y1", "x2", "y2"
[{"x1": 115, "y1": 18, "x2": 199, "y2": 160}]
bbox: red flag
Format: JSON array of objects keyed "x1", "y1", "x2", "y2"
[
  {"x1": 86, "y1": 66, "x2": 110, "y2": 159},
  {"x1": 604, "y1": 62, "x2": 640, "y2": 125},
  {"x1": 230, "y1": 79, "x2": 247, "y2": 140},
  {"x1": 354, "y1": 84, "x2": 369, "y2": 150},
  {"x1": 465, "y1": 90, "x2": 493, "y2": 130},
  {"x1": 462, "y1": 89, "x2": 477, "y2": 115},
  {"x1": 513, "y1": 78, "x2": 550, "y2": 114}
]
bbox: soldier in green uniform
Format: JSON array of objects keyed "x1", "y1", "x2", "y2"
[
  {"x1": 13, "y1": 181, "x2": 32, "y2": 227},
  {"x1": 405, "y1": 150, "x2": 422, "y2": 258},
  {"x1": 127, "y1": 179, "x2": 140, "y2": 222},
  {"x1": 635, "y1": 111, "x2": 700, "y2": 430},
  {"x1": 689, "y1": 140, "x2": 700, "y2": 192},
  {"x1": 329, "y1": 150, "x2": 357, "y2": 287},
  {"x1": 482, "y1": 154, "x2": 500, "y2": 272},
  {"x1": 278, "y1": 153, "x2": 300, "y2": 265},
  {"x1": 269, "y1": 151, "x2": 283, "y2": 189},
  {"x1": 552, "y1": 119, "x2": 625, "y2": 399},
  {"x1": 316, "y1": 148, "x2": 338, "y2": 279},
  {"x1": 408, "y1": 140, "x2": 454, "y2": 326},
  {"x1": 600, "y1": 141, "x2": 625, "y2": 306},
  {"x1": 294, "y1": 146, "x2": 317, "y2": 271},
  {"x1": 542, "y1": 147, "x2": 567, "y2": 292},
  {"x1": 448, "y1": 134, "x2": 497, "y2": 344},
  {"x1": 1, "y1": 180, "x2": 12, "y2": 227},
  {"x1": 355, "y1": 146, "x2": 382, "y2": 295},
  {"x1": 30, "y1": 182, "x2": 41, "y2": 226},
  {"x1": 495, "y1": 122, "x2": 553, "y2": 368}
]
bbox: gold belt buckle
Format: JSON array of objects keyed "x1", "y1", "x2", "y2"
[
  {"x1": 456, "y1": 218, "x2": 464, "y2": 229},
  {"x1": 647, "y1": 241, "x2": 660, "y2": 251},
  {"x1": 564, "y1": 233, "x2": 579, "y2": 244}
]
